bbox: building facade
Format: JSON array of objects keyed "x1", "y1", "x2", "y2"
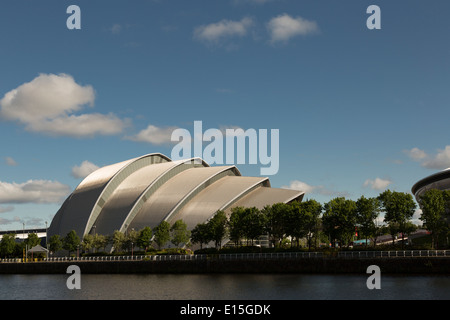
[
  {"x1": 48, "y1": 153, "x2": 304, "y2": 242},
  {"x1": 411, "y1": 168, "x2": 450, "y2": 204}
]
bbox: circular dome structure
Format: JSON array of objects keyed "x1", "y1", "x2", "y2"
[
  {"x1": 411, "y1": 168, "x2": 450, "y2": 203},
  {"x1": 48, "y1": 153, "x2": 305, "y2": 242}
]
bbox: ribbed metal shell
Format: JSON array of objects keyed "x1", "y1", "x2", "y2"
[
  {"x1": 48, "y1": 153, "x2": 170, "y2": 239},
  {"x1": 48, "y1": 154, "x2": 305, "y2": 243},
  {"x1": 411, "y1": 169, "x2": 450, "y2": 203}
]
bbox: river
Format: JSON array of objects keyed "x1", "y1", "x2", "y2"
[{"x1": 0, "y1": 273, "x2": 448, "y2": 300}]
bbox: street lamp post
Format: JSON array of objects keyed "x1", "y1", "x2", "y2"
[
  {"x1": 22, "y1": 222, "x2": 27, "y2": 262},
  {"x1": 45, "y1": 221, "x2": 48, "y2": 248}
]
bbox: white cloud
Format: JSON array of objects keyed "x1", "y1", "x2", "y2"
[
  {"x1": 283, "y1": 180, "x2": 316, "y2": 194},
  {"x1": 0, "y1": 73, "x2": 129, "y2": 138},
  {"x1": 422, "y1": 146, "x2": 450, "y2": 170},
  {"x1": 404, "y1": 147, "x2": 427, "y2": 161},
  {"x1": 110, "y1": 24, "x2": 123, "y2": 34},
  {"x1": 194, "y1": 17, "x2": 255, "y2": 45},
  {"x1": 267, "y1": 13, "x2": 319, "y2": 44},
  {"x1": 0, "y1": 180, "x2": 71, "y2": 204},
  {"x1": 0, "y1": 73, "x2": 94, "y2": 122},
  {"x1": 5, "y1": 157, "x2": 17, "y2": 166},
  {"x1": 405, "y1": 145, "x2": 450, "y2": 170},
  {"x1": 363, "y1": 178, "x2": 392, "y2": 190},
  {"x1": 71, "y1": 160, "x2": 100, "y2": 179},
  {"x1": 412, "y1": 208, "x2": 423, "y2": 226},
  {"x1": 29, "y1": 113, "x2": 129, "y2": 138},
  {"x1": 127, "y1": 123, "x2": 256, "y2": 146},
  {"x1": 282, "y1": 180, "x2": 348, "y2": 197},
  {"x1": 0, "y1": 216, "x2": 21, "y2": 226},
  {"x1": 125, "y1": 124, "x2": 179, "y2": 145}
]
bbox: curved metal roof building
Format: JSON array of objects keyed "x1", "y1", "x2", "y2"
[
  {"x1": 48, "y1": 153, "x2": 304, "y2": 241},
  {"x1": 411, "y1": 168, "x2": 450, "y2": 203}
]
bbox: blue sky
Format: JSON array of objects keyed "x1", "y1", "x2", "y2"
[{"x1": 1, "y1": 0, "x2": 450, "y2": 230}]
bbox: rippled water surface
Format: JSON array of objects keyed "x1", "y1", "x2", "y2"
[{"x1": 0, "y1": 274, "x2": 449, "y2": 300}]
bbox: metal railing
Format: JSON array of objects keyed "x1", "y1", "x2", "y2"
[
  {"x1": 216, "y1": 252, "x2": 324, "y2": 260},
  {"x1": 1, "y1": 250, "x2": 449, "y2": 263},
  {"x1": 337, "y1": 250, "x2": 450, "y2": 258}
]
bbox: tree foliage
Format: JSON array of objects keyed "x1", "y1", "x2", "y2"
[
  {"x1": 263, "y1": 202, "x2": 290, "y2": 247},
  {"x1": 153, "y1": 221, "x2": 171, "y2": 250},
  {"x1": 25, "y1": 233, "x2": 41, "y2": 249},
  {"x1": 228, "y1": 207, "x2": 246, "y2": 246},
  {"x1": 419, "y1": 189, "x2": 448, "y2": 248},
  {"x1": 137, "y1": 226, "x2": 153, "y2": 252},
  {"x1": 190, "y1": 223, "x2": 210, "y2": 249},
  {"x1": 170, "y1": 219, "x2": 191, "y2": 248},
  {"x1": 378, "y1": 190, "x2": 416, "y2": 248},
  {"x1": 207, "y1": 210, "x2": 228, "y2": 249},
  {"x1": 63, "y1": 230, "x2": 80, "y2": 255},
  {"x1": 322, "y1": 197, "x2": 357, "y2": 248},
  {"x1": 8, "y1": 187, "x2": 449, "y2": 258},
  {"x1": 299, "y1": 199, "x2": 322, "y2": 250},
  {"x1": 356, "y1": 196, "x2": 380, "y2": 247},
  {"x1": 0, "y1": 233, "x2": 17, "y2": 257},
  {"x1": 48, "y1": 234, "x2": 62, "y2": 253},
  {"x1": 112, "y1": 230, "x2": 126, "y2": 252}
]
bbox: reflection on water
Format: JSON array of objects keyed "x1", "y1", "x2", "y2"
[{"x1": 1, "y1": 274, "x2": 449, "y2": 300}]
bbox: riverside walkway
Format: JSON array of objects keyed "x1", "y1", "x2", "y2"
[{"x1": 1, "y1": 249, "x2": 449, "y2": 263}]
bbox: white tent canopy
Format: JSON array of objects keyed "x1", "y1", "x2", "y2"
[{"x1": 27, "y1": 245, "x2": 49, "y2": 256}]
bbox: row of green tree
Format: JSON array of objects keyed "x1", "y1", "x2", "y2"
[
  {"x1": 2, "y1": 188, "x2": 449, "y2": 258},
  {"x1": 46, "y1": 219, "x2": 191, "y2": 256},
  {"x1": 0, "y1": 233, "x2": 42, "y2": 258},
  {"x1": 0, "y1": 220, "x2": 191, "y2": 258},
  {"x1": 418, "y1": 189, "x2": 450, "y2": 248},
  {"x1": 191, "y1": 189, "x2": 450, "y2": 250}
]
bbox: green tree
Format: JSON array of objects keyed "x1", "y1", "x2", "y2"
[
  {"x1": 125, "y1": 229, "x2": 139, "y2": 253},
  {"x1": 112, "y1": 230, "x2": 126, "y2": 253},
  {"x1": 378, "y1": 190, "x2": 416, "y2": 248},
  {"x1": 241, "y1": 207, "x2": 266, "y2": 246},
  {"x1": 228, "y1": 206, "x2": 246, "y2": 246},
  {"x1": 207, "y1": 210, "x2": 228, "y2": 249},
  {"x1": 93, "y1": 233, "x2": 108, "y2": 252},
  {"x1": 63, "y1": 230, "x2": 80, "y2": 256},
  {"x1": 25, "y1": 233, "x2": 41, "y2": 249},
  {"x1": 322, "y1": 197, "x2": 357, "y2": 248},
  {"x1": 300, "y1": 199, "x2": 322, "y2": 250},
  {"x1": 48, "y1": 234, "x2": 62, "y2": 254},
  {"x1": 0, "y1": 233, "x2": 17, "y2": 258},
  {"x1": 419, "y1": 189, "x2": 447, "y2": 248},
  {"x1": 404, "y1": 221, "x2": 418, "y2": 241},
  {"x1": 82, "y1": 234, "x2": 94, "y2": 253},
  {"x1": 356, "y1": 196, "x2": 381, "y2": 247},
  {"x1": 284, "y1": 202, "x2": 305, "y2": 248},
  {"x1": 170, "y1": 220, "x2": 191, "y2": 248},
  {"x1": 190, "y1": 223, "x2": 211, "y2": 250},
  {"x1": 262, "y1": 203, "x2": 289, "y2": 247},
  {"x1": 154, "y1": 221, "x2": 171, "y2": 250},
  {"x1": 137, "y1": 226, "x2": 153, "y2": 252}
]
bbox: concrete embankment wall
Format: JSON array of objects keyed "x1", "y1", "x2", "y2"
[{"x1": 1, "y1": 257, "x2": 449, "y2": 274}]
